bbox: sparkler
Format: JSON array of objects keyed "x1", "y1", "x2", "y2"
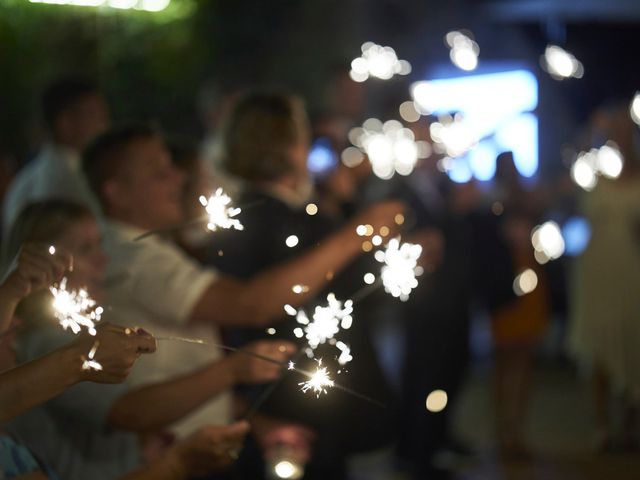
[
  {"x1": 288, "y1": 293, "x2": 353, "y2": 351},
  {"x1": 199, "y1": 188, "x2": 244, "y2": 232},
  {"x1": 81, "y1": 341, "x2": 102, "y2": 371},
  {"x1": 50, "y1": 278, "x2": 103, "y2": 335},
  {"x1": 376, "y1": 238, "x2": 423, "y2": 301},
  {"x1": 298, "y1": 359, "x2": 334, "y2": 397},
  {"x1": 134, "y1": 188, "x2": 249, "y2": 241}
]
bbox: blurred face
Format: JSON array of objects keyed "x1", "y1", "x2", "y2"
[
  {"x1": 56, "y1": 217, "x2": 107, "y2": 301},
  {"x1": 107, "y1": 137, "x2": 184, "y2": 231}
]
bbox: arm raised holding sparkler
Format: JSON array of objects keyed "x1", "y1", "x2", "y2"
[
  {"x1": 0, "y1": 243, "x2": 71, "y2": 332},
  {"x1": 107, "y1": 340, "x2": 295, "y2": 432},
  {"x1": 0, "y1": 325, "x2": 156, "y2": 422},
  {"x1": 189, "y1": 200, "x2": 404, "y2": 327}
]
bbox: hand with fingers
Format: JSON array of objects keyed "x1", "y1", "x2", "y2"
[
  {"x1": 71, "y1": 324, "x2": 157, "y2": 383},
  {"x1": 169, "y1": 421, "x2": 250, "y2": 476},
  {"x1": 2, "y1": 242, "x2": 73, "y2": 300},
  {"x1": 231, "y1": 340, "x2": 297, "y2": 385}
]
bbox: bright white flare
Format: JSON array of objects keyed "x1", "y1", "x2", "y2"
[
  {"x1": 198, "y1": 188, "x2": 244, "y2": 232},
  {"x1": 81, "y1": 341, "x2": 103, "y2": 371},
  {"x1": 631, "y1": 92, "x2": 640, "y2": 126},
  {"x1": 446, "y1": 31, "x2": 479, "y2": 71},
  {"x1": 299, "y1": 360, "x2": 334, "y2": 397},
  {"x1": 513, "y1": 269, "x2": 538, "y2": 296},
  {"x1": 50, "y1": 278, "x2": 103, "y2": 335},
  {"x1": 349, "y1": 119, "x2": 420, "y2": 179},
  {"x1": 430, "y1": 114, "x2": 478, "y2": 158},
  {"x1": 531, "y1": 221, "x2": 565, "y2": 262},
  {"x1": 541, "y1": 45, "x2": 584, "y2": 80},
  {"x1": 571, "y1": 142, "x2": 624, "y2": 191},
  {"x1": 349, "y1": 42, "x2": 411, "y2": 82},
  {"x1": 378, "y1": 238, "x2": 423, "y2": 301},
  {"x1": 294, "y1": 293, "x2": 354, "y2": 350}
]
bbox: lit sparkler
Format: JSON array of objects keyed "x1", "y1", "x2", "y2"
[
  {"x1": 293, "y1": 293, "x2": 353, "y2": 350},
  {"x1": 298, "y1": 359, "x2": 334, "y2": 397},
  {"x1": 199, "y1": 188, "x2": 244, "y2": 232},
  {"x1": 376, "y1": 238, "x2": 423, "y2": 301},
  {"x1": 50, "y1": 278, "x2": 103, "y2": 335},
  {"x1": 81, "y1": 341, "x2": 102, "y2": 371}
]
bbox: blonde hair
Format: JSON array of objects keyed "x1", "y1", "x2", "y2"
[{"x1": 222, "y1": 93, "x2": 310, "y2": 182}]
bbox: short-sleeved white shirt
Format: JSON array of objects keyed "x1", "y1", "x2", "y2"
[
  {"x1": 103, "y1": 221, "x2": 232, "y2": 437},
  {"x1": 2, "y1": 144, "x2": 100, "y2": 242}
]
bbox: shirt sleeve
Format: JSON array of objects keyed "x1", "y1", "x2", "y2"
[{"x1": 116, "y1": 239, "x2": 218, "y2": 326}]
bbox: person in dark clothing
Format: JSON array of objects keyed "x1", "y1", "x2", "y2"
[{"x1": 205, "y1": 92, "x2": 403, "y2": 479}]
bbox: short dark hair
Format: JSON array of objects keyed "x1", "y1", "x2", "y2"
[
  {"x1": 42, "y1": 76, "x2": 101, "y2": 129},
  {"x1": 221, "y1": 93, "x2": 310, "y2": 182},
  {"x1": 82, "y1": 123, "x2": 159, "y2": 208}
]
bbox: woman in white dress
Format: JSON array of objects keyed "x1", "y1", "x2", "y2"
[{"x1": 570, "y1": 102, "x2": 640, "y2": 450}]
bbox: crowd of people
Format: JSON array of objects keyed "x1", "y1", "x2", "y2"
[{"x1": 1, "y1": 75, "x2": 639, "y2": 480}]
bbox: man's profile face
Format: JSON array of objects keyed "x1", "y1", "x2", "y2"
[{"x1": 113, "y1": 137, "x2": 184, "y2": 230}]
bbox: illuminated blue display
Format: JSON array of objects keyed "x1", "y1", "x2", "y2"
[
  {"x1": 562, "y1": 216, "x2": 591, "y2": 256},
  {"x1": 421, "y1": 69, "x2": 538, "y2": 182},
  {"x1": 307, "y1": 137, "x2": 338, "y2": 176}
]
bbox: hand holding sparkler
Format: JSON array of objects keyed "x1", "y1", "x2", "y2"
[
  {"x1": 230, "y1": 340, "x2": 297, "y2": 385},
  {"x1": 167, "y1": 421, "x2": 250, "y2": 477},
  {"x1": 73, "y1": 324, "x2": 156, "y2": 383},
  {"x1": 0, "y1": 243, "x2": 72, "y2": 304}
]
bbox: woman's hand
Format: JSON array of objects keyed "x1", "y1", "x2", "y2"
[
  {"x1": 68, "y1": 324, "x2": 156, "y2": 383},
  {"x1": 230, "y1": 340, "x2": 296, "y2": 385}
]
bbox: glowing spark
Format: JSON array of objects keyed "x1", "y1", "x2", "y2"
[
  {"x1": 445, "y1": 31, "x2": 479, "y2": 71},
  {"x1": 288, "y1": 361, "x2": 295, "y2": 370},
  {"x1": 299, "y1": 360, "x2": 334, "y2": 397},
  {"x1": 513, "y1": 268, "x2": 538, "y2": 296},
  {"x1": 81, "y1": 340, "x2": 102, "y2": 371},
  {"x1": 285, "y1": 235, "x2": 299, "y2": 247},
  {"x1": 631, "y1": 92, "x2": 640, "y2": 126},
  {"x1": 349, "y1": 42, "x2": 411, "y2": 82},
  {"x1": 541, "y1": 45, "x2": 584, "y2": 80},
  {"x1": 266, "y1": 328, "x2": 276, "y2": 335},
  {"x1": 291, "y1": 284, "x2": 309, "y2": 294},
  {"x1": 377, "y1": 238, "x2": 422, "y2": 301},
  {"x1": 50, "y1": 278, "x2": 103, "y2": 335},
  {"x1": 336, "y1": 341, "x2": 353, "y2": 365},
  {"x1": 531, "y1": 221, "x2": 565, "y2": 262},
  {"x1": 348, "y1": 119, "x2": 420, "y2": 179},
  {"x1": 425, "y1": 389, "x2": 448, "y2": 412},
  {"x1": 198, "y1": 188, "x2": 244, "y2": 232},
  {"x1": 296, "y1": 293, "x2": 353, "y2": 349},
  {"x1": 48, "y1": 245, "x2": 56, "y2": 255}
]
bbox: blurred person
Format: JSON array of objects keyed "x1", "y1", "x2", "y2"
[
  {"x1": 486, "y1": 152, "x2": 551, "y2": 458},
  {"x1": 569, "y1": 102, "x2": 640, "y2": 451},
  {"x1": 2, "y1": 77, "x2": 108, "y2": 241},
  {"x1": 80, "y1": 122, "x2": 403, "y2": 447},
  {"x1": 206, "y1": 92, "x2": 405, "y2": 479},
  {"x1": 4, "y1": 200, "x2": 283, "y2": 480}
]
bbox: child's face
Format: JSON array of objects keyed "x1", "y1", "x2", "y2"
[{"x1": 56, "y1": 217, "x2": 107, "y2": 302}]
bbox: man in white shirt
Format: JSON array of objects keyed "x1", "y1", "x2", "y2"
[
  {"x1": 82, "y1": 123, "x2": 403, "y2": 437},
  {"x1": 2, "y1": 77, "x2": 108, "y2": 242}
]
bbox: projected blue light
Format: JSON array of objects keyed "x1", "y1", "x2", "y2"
[
  {"x1": 413, "y1": 69, "x2": 538, "y2": 181},
  {"x1": 562, "y1": 216, "x2": 591, "y2": 256},
  {"x1": 307, "y1": 138, "x2": 337, "y2": 175}
]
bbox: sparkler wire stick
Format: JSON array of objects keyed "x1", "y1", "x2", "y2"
[
  {"x1": 155, "y1": 337, "x2": 385, "y2": 411},
  {"x1": 132, "y1": 199, "x2": 265, "y2": 242}
]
